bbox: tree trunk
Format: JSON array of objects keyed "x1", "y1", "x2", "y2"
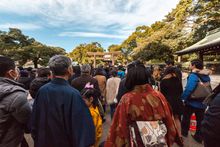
[{"x1": 33, "y1": 59, "x2": 38, "y2": 68}]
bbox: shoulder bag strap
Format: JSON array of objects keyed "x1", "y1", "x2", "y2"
[{"x1": 192, "y1": 72, "x2": 205, "y2": 83}]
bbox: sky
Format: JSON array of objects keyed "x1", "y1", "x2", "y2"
[{"x1": 0, "y1": 0, "x2": 180, "y2": 52}]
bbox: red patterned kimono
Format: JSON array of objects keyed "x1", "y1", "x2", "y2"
[{"x1": 105, "y1": 84, "x2": 181, "y2": 147}]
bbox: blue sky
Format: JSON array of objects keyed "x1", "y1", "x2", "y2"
[{"x1": 0, "y1": 0, "x2": 179, "y2": 52}]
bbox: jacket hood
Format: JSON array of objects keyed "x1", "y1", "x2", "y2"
[
  {"x1": 0, "y1": 77, "x2": 26, "y2": 101},
  {"x1": 192, "y1": 69, "x2": 212, "y2": 76}
]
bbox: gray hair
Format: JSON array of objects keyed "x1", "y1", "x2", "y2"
[
  {"x1": 81, "y1": 64, "x2": 91, "y2": 73},
  {"x1": 48, "y1": 55, "x2": 72, "y2": 76}
]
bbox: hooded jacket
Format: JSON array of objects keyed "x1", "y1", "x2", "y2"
[
  {"x1": 181, "y1": 69, "x2": 211, "y2": 109},
  {"x1": 0, "y1": 77, "x2": 31, "y2": 147},
  {"x1": 202, "y1": 92, "x2": 220, "y2": 140}
]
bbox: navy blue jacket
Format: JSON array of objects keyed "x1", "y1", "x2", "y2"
[
  {"x1": 31, "y1": 78, "x2": 95, "y2": 147},
  {"x1": 202, "y1": 93, "x2": 220, "y2": 140},
  {"x1": 181, "y1": 71, "x2": 210, "y2": 109}
]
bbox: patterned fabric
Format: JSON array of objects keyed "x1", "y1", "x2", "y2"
[
  {"x1": 89, "y1": 106, "x2": 103, "y2": 147},
  {"x1": 130, "y1": 121, "x2": 167, "y2": 146},
  {"x1": 105, "y1": 84, "x2": 179, "y2": 147}
]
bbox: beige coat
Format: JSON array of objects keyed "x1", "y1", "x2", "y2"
[
  {"x1": 106, "y1": 77, "x2": 121, "y2": 105},
  {"x1": 94, "y1": 75, "x2": 106, "y2": 97}
]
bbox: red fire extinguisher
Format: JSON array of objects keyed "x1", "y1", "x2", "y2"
[{"x1": 190, "y1": 113, "x2": 196, "y2": 131}]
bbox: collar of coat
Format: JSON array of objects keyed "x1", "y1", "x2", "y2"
[
  {"x1": 0, "y1": 77, "x2": 24, "y2": 87},
  {"x1": 162, "y1": 73, "x2": 176, "y2": 80}
]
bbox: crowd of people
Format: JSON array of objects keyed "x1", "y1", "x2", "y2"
[{"x1": 0, "y1": 55, "x2": 220, "y2": 147}]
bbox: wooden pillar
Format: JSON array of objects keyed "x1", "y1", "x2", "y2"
[
  {"x1": 177, "y1": 56, "x2": 181, "y2": 63},
  {"x1": 112, "y1": 53, "x2": 115, "y2": 66},
  {"x1": 94, "y1": 54, "x2": 96, "y2": 68}
]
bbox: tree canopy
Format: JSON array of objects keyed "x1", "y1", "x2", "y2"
[
  {"x1": 0, "y1": 28, "x2": 66, "y2": 68},
  {"x1": 109, "y1": 0, "x2": 220, "y2": 62}
]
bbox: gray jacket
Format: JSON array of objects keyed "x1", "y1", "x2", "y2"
[{"x1": 0, "y1": 77, "x2": 31, "y2": 147}]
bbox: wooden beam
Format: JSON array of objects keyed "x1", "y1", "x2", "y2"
[
  {"x1": 87, "y1": 51, "x2": 121, "y2": 56},
  {"x1": 87, "y1": 52, "x2": 105, "y2": 56}
]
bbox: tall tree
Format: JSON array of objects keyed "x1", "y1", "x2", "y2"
[
  {"x1": 190, "y1": 0, "x2": 220, "y2": 43},
  {"x1": 133, "y1": 41, "x2": 173, "y2": 61}
]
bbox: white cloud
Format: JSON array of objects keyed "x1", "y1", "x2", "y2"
[
  {"x1": 0, "y1": 23, "x2": 42, "y2": 30},
  {"x1": 59, "y1": 31, "x2": 127, "y2": 39},
  {"x1": 0, "y1": 0, "x2": 179, "y2": 30}
]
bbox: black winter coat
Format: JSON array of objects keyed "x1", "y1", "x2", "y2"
[
  {"x1": 160, "y1": 75, "x2": 183, "y2": 116},
  {"x1": 202, "y1": 92, "x2": 220, "y2": 141}
]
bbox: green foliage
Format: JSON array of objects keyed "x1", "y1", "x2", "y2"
[
  {"x1": 133, "y1": 41, "x2": 173, "y2": 61},
  {"x1": 108, "y1": 44, "x2": 121, "y2": 52},
  {"x1": 68, "y1": 42, "x2": 104, "y2": 64},
  {"x1": 0, "y1": 28, "x2": 65, "y2": 68},
  {"x1": 119, "y1": 0, "x2": 220, "y2": 62},
  {"x1": 190, "y1": 0, "x2": 220, "y2": 43}
]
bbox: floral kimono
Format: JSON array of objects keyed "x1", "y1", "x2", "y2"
[{"x1": 105, "y1": 84, "x2": 181, "y2": 147}]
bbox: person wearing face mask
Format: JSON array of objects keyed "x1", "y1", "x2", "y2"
[
  {"x1": 0, "y1": 56, "x2": 32, "y2": 147},
  {"x1": 31, "y1": 55, "x2": 95, "y2": 147}
]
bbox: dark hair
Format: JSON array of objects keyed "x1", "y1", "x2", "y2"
[
  {"x1": 27, "y1": 67, "x2": 33, "y2": 72},
  {"x1": 30, "y1": 69, "x2": 37, "y2": 79},
  {"x1": 191, "y1": 59, "x2": 203, "y2": 70},
  {"x1": 118, "y1": 65, "x2": 124, "y2": 71},
  {"x1": 110, "y1": 70, "x2": 118, "y2": 77},
  {"x1": 94, "y1": 67, "x2": 104, "y2": 76},
  {"x1": 165, "y1": 60, "x2": 174, "y2": 66},
  {"x1": 73, "y1": 65, "x2": 81, "y2": 76},
  {"x1": 29, "y1": 78, "x2": 50, "y2": 98},
  {"x1": 18, "y1": 66, "x2": 24, "y2": 71},
  {"x1": 164, "y1": 66, "x2": 176, "y2": 76},
  {"x1": 125, "y1": 60, "x2": 149, "y2": 91},
  {"x1": 81, "y1": 88, "x2": 99, "y2": 108},
  {"x1": 20, "y1": 70, "x2": 29, "y2": 77},
  {"x1": 0, "y1": 56, "x2": 15, "y2": 77},
  {"x1": 37, "y1": 68, "x2": 51, "y2": 77}
]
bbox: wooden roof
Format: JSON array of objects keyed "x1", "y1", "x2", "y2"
[{"x1": 176, "y1": 28, "x2": 220, "y2": 55}]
